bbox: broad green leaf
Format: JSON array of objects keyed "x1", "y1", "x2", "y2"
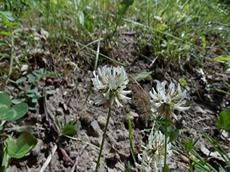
[
  {"x1": 16, "y1": 77, "x2": 27, "y2": 84},
  {"x1": 0, "y1": 105, "x2": 8, "y2": 115},
  {"x1": 211, "y1": 56, "x2": 230, "y2": 62},
  {"x1": 216, "y1": 109, "x2": 230, "y2": 131},
  {"x1": 0, "y1": 103, "x2": 28, "y2": 121},
  {"x1": 0, "y1": 92, "x2": 11, "y2": 107},
  {"x1": 6, "y1": 132, "x2": 37, "y2": 159}
]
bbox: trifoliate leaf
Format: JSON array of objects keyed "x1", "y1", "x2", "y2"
[{"x1": 6, "y1": 132, "x2": 37, "y2": 159}]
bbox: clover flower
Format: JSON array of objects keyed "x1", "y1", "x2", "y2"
[
  {"x1": 92, "y1": 66, "x2": 131, "y2": 107},
  {"x1": 149, "y1": 80, "x2": 189, "y2": 119},
  {"x1": 138, "y1": 130, "x2": 172, "y2": 172}
]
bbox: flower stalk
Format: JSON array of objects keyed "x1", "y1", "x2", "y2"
[
  {"x1": 92, "y1": 66, "x2": 131, "y2": 171},
  {"x1": 95, "y1": 95, "x2": 113, "y2": 172},
  {"x1": 163, "y1": 131, "x2": 168, "y2": 172}
]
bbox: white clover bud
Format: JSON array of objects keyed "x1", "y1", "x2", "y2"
[
  {"x1": 92, "y1": 66, "x2": 131, "y2": 107},
  {"x1": 150, "y1": 80, "x2": 189, "y2": 119},
  {"x1": 138, "y1": 130, "x2": 172, "y2": 171}
]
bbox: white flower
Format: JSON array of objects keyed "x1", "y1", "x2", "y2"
[
  {"x1": 138, "y1": 130, "x2": 172, "y2": 172},
  {"x1": 150, "y1": 80, "x2": 189, "y2": 118},
  {"x1": 92, "y1": 66, "x2": 131, "y2": 107}
]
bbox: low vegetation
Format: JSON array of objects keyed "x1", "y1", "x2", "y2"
[{"x1": 0, "y1": 0, "x2": 229, "y2": 171}]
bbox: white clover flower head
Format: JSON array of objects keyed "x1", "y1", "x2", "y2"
[
  {"x1": 138, "y1": 130, "x2": 172, "y2": 171},
  {"x1": 92, "y1": 66, "x2": 131, "y2": 107},
  {"x1": 149, "y1": 80, "x2": 189, "y2": 119}
]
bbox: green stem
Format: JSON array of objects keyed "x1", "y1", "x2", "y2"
[
  {"x1": 95, "y1": 98, "x2": 113, "y2": 172},
  {"x1": 128, "y1": 115, "x2": 136, "y2": 164},
  {"x1": 188, "y1": 157, "x2": 193, "y2": 172},
  {"x1": 1, "y1": 143, "x2": 9, "y2": 172},
  {"x1": 163, "y1": 130, "x2": 168, "y2": 171}
]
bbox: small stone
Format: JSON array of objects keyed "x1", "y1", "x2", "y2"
[
  {"x1": 87, "y1": 120, "x2": 101, "y2": 137},
  {"x1": 20, "y1": 64, "x2": 29, "y2": 75},
  {"x1": 108, "y1": 168, "x2": 117, "y2": 172},
  {"x1": 180, "y1": 154, "x2": 189, "y2": 163},
  {"x1": 69, "y1": 151, "x2": 77, "y2": 159},
  {"x1": 90, "y1": 137, "x2": 100, "y2": 147},
  {"x1": 80, "y1": 111, "x2": 93, "y2": 125},
  {"x1": 105, "y1": 153, "x2": 118, "y2": 169},
  {"x1": 40, "y1": 28, "x2": 49, "y2": 40},
  {"x1": 56, "y1": 108, "x2": 64, "y2": 116},
  {"x1": 115, "y1": 162, "x2": 125, "y2": 171},
  {"x1": 32, "y1": 139, "x2": 43, "y2": 155},
  {"x1": 97, "y1": 115, "x2": 107, "y2": 128},
  {"x1": 128, "y1": 111, "x2": 139, "y2": 120},
  {"x1": 116, "y1": 129, "x2": 128, "y2": 141}
]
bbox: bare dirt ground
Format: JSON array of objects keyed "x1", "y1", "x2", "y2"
[{"x1": 4, "y1": 30, "x2": 230, "y2": 172}]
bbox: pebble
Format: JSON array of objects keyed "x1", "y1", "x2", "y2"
[
  {"x1": 116, "y1": 129, "x2": 128, "y2": 141},
  {"x1": 97, "y1": 115, "x2": 107, "y2": 128},
  {"x1": 87, "y1": 120, "x2": 101, "y2": 137},
  {"x1": 56, "y1": 108, "x2": 64, "y2": 116},
  {"x1": 32, "y1": 139, "x2": 43, "y2": 155},
  {"x1": 80, "y1": 111, "x2": 93, "y2": 125},
  {"x1": 90, "y1": 137, "x2": 100, "y2": 147}
]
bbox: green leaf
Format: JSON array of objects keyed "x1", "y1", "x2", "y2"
[
  {"x1": 27, "y1": 74, "x2": 36, "y2": 83},
  {"x1": 162, "y1": 164, "x2": 170, "y2": 172},
  {"x1": 1, "y1": 143, "x2": 9, "y2": 172},
  {"x1": 0, "y1": 92, "x2": 11, "y2": 107},
  {"x1": 225, "y1": 164, "x2": 230, "y2": 172},
  {"x1": 0, "y1": 103, "x2": 28, "y2": 121},
  {"x1": 124, "y1": 167, "x2": 135, "y2": 172},
  {"x1": 0, "y1": 31, "x2": 12, "y2": 36},
  {"x1": 179, "y1": 78, "x2": 187, "y2": 87},
  {"x1": 128, "y1": 115, "x2": 136, "y2": 163},
  {"x1": 62, "y1": 121, "x2": 77, "y2": 137},
  {"x1": 16, "y1": 77, "x2": 27, "y2": 84},
  {"x1": 182, "y1": 138, "x2": 194, "y2": 152},
  {"x1": 124, "y1": 162, "x2": 135, "y2": 172},
  {"x1": 194, "y1": 165, "x2": 205, "y2": 172},
  {"x1": 0, "y1": 105, "x2": 8, "y2": 115},
  {"x1": 118, "y1": 0, "x2": 134, "y2": 16},
  {"x1": 211, "y1": 56, "x2": 230, "y2": 62},
  {"x1": 6, "y1": 132, "x2": 37, "y2": 159},
  {"x1": 216, "y1": 109, "x2": 230, "y2": 132},
  {"x1": 135, "y1": 71, "x2": 152, "y2": 81},
  {"x1": 0, "y1": 11, "x2": 15, "y2": 21}
]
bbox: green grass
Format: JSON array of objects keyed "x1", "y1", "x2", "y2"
[
  {"x1": 1, "y1": 0, "x2": 229, "y2": 63},
  {"x1": 128, "y1": 0, "x2": 230, "y2": 61}
]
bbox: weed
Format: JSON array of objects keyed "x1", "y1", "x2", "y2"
[{"x1": 0, "y1": 91, "x2": 37, "y2": 172}]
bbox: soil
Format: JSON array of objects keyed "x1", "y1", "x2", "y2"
[{"x1": 3, "y1": 29, "x2": 230, "y2": 172}]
